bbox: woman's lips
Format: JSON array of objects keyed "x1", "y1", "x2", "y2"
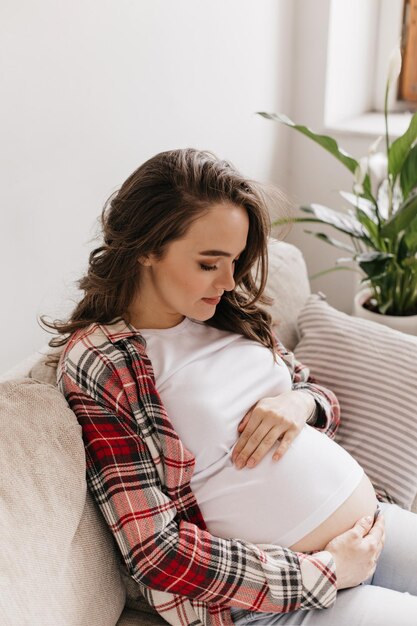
[{"x1": 202, "y1": 296, "x2": 221, "y2": 305}]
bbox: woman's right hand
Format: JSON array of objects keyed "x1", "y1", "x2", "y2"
[{"x1": 324, "y1": 513, "x2": 385, "y2": 589}]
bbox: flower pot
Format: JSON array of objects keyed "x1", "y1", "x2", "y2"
[{"x1": 353, "y1": 288, "x2": 417, "y2": 336}]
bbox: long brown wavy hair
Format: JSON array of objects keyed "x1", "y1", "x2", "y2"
[{"x1": 42, "y1": 148, "x2": 288, "y2": 354}]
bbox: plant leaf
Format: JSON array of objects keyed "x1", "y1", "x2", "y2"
[
  {"x1": 300, "y1": 204, "x2": 367, "y2": 239},
  {"x1": 355, "y1": 251, "x2": 394, "y2": 278},
  {"x1": 396, "y1": 229, "x2": 410, "y2": 262},
  {"x1": 309, "y1": 265, "x2": 362, "y2": 280},
  {"x1": 258, "y1": 112, "x2": 376, "y2": 202},
  {"x1": 354, "y1": 208, "x2": 380, "y2": 247},
  {"x1": 400, "y1": 144, "x2": 417, "y2": 200},
  {"x1": 380, "y1": 190, "x2": 417, "y2": 238},
  {"x1": 388, "y1": 111, "x2": 417, "y2": 181},
  {"x1": 304, "y1": 230, "x2": 356, "y2": 252},
  {"x1": 404, "y1": 220, "x2": 417, "y2": 251},
  {"x1": 402, "y1": 256, "x2": 417, "y2": 268},
  {"x1": 339, "y1": 191, "x2": 378, "y2": 220},
  {"x1": 257, "y1": 112, "x2": 359, "y2": 173},
  {"x1": 272, "y1": 216, "x2": 334, "y2": 227}
]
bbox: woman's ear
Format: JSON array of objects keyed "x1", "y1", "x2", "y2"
[{"x1": 138, "y1": 255, "x2": 152, "y2": 267}]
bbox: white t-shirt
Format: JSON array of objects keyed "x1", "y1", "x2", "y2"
[{"x1": 140, "y1": 317, "x2": 363, "y2": 547}]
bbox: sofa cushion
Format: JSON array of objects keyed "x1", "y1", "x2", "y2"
[
  {"x1": 260, "y1": 239, "x2": 311, "y2": 351},
  {"x1": 29, "y1": 351, "x2": 61, "y2": 385},
  {"x1": 0, "y1": 379, "x2": 126, "y2": 626},
  {"x1": 294, "y1": 294, "x2": 417, "y2": 512}
]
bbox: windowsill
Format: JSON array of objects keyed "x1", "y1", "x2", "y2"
[{"x1": 325, "y1": 111, "x2": 414, "y2": 139}]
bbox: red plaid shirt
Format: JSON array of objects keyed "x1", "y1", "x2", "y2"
[{"x1": 58, "y1": 318, "x2": 341, "y2": 626}]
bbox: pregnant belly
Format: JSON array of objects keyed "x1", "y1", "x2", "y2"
[
  {"x1": 289, "y1": 473, "x2": 378, "y2": 552},
  {"x1": 192, "y1": 425, "x2": 378, "y2": 550}
]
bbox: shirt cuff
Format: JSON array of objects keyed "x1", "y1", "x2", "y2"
[
  {"x1": 293, "y1": 385, "x2": 327, "y2": 429},
  {"x1": 298, "y1": 550, "x2": 337, "y2": 610}
]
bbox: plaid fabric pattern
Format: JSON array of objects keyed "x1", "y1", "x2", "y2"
[{"x1": 58, "y1": 319, "x2": 340, "y2": 626}]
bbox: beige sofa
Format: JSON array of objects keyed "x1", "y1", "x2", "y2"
[{"x1": 1, "y1": 239, "x2": 415, "y2": 626}]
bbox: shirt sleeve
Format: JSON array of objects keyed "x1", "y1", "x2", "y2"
[
  {"x1": 273, "y1": 336, "x2": 340, "y2": 439},
  {"x1": 59, "y1": 343, "x2": 337, "y2": 614}
]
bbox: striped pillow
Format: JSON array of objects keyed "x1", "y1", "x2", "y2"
[{"x1": 294, "y1": 294, "x2": 417, "y2": 510}]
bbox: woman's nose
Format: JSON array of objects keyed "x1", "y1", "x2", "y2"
[{"x1": 215, "y1": 266, "x2": 235, "y2": 292}]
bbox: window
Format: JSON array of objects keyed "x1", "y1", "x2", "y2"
[
  {"x1": 373, "y1": 0, "x2": 405, "y2": 112},
  {"x1": 324, "y1": 0, "x2": 414, "y2": 134}
]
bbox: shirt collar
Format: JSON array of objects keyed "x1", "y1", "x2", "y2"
[{"x1": 99, "y1": 317, "x2": 147, "y2": 348}]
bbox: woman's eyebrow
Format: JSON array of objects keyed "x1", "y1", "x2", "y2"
[
  {"x1": 198, "y1": 250, "x2": 232, "y2": 257},
  {"x1": 198, "y1": 248, "x2": 244, "y2": 257}
]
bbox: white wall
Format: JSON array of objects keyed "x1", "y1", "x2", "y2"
[
  {"x1": 1, "y1": 0, "x2": 295, "y2": 373},
  {"x1": 325, "y1": 0, "x2": 379, "y2": 125},
  {"x1": 283, "y1": 0, "x2": 398, "y2": 314},
  {"x1": 285, "y1": 0, "x2": 358, "y2": 315},
  {"x1": 3, "y1": 0, "x2": 398, "y2": 374}
]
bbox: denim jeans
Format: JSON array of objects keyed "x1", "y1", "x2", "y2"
[{"x1": 231, "y1": 503, "x2": 417, "y2": 626}]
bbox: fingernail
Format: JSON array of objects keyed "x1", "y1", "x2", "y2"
[
  {"x1": 235, "y1": 458, "x2": 244, "y2": 469},
  {"x1": 247, "y1": 458, "x2": 255, "y2": 468}
]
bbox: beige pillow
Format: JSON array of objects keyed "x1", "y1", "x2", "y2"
[
  {"x1": 262, "y1": 239, "x2": 311, "y2": 351},
  {"x1": 0, "y1": 378, "x2": 125, "y2": 626},
  {"x1": 294, "y1": 295, "x2": 417, "y2": 511}
]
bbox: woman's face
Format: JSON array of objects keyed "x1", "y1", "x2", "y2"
[{"x1": 132, "y1": 202, "x2": 249, "y2": 329}]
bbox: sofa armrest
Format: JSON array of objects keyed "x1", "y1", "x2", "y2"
[{"x1": 0, "y1": 378, "x2": 126, "y2": 626}]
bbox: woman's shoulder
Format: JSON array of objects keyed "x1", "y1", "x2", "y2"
[{"x1": 60, "y1": 318, "x2": 147, "y2": 373}]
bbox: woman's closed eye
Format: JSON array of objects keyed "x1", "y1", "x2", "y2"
[
  {"x1": 200, "y1": 263, "x2": 218, "y2": 271},
  {"x1": 199, "y1": 258, "x2": 239, "y2": 272}
]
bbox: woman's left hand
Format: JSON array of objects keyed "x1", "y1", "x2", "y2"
[{"x1": 231, "y1": 390, "x2": 315, "y2": 469}]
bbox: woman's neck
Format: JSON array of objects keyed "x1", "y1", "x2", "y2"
[{"x1": 126, "y1": 301, "x2": 185, "y2": 330}]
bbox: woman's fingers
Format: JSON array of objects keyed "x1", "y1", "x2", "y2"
[
  {"x1": 237, "y1": 412, "x2": 251, "y2": 433},
  {"x1": 232, "y1": 412, "x2": 262, "y2": 461},
  {"x1": 272, "y1": 429, "x2": 297, "y2": 461},
  {"x1": 232, "y1": 393, "x2": 310, "y2": 469},
  {"x1": 233, "y1": 423, "x2": 288, "y2": 469},
  {"x1": 245, "y1": 426, "x2": 284, "y2": 468},
  {"x1": 325, "y1": 513, "x2": 386, "y2": 589},
  {"x1": 232, "y1": 419, "x2": 271, "y2": 467},
  {"x1": 368, "y1": 513, "x2": 386, "y2": 554}
]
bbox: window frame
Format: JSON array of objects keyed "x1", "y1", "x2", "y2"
[
  {"x1": 399, "y1": 0, "x2": 417, "y2": 102},
  {"x1": 373, "y1": 0, "x2": 416, "y2": 112}
]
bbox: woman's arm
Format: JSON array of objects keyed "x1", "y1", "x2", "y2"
[
  {"x1": 275, "y1": 336, "x2": 341, "y2": 439},
  {"x1": 58, "y1": 339, "x2": 337, "y2": 615}
]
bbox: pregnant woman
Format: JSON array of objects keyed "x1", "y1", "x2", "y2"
[
  {"x1": 142, "y1": 317, "x2": 378, "y2": 553},
  {"x1": 49, "y1": 149, "x2": 417, "y2": 626}
]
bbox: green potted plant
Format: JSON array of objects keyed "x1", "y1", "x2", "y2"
[{"x1": 259, "y1": 46, "x2": 417, "y2": 333}]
